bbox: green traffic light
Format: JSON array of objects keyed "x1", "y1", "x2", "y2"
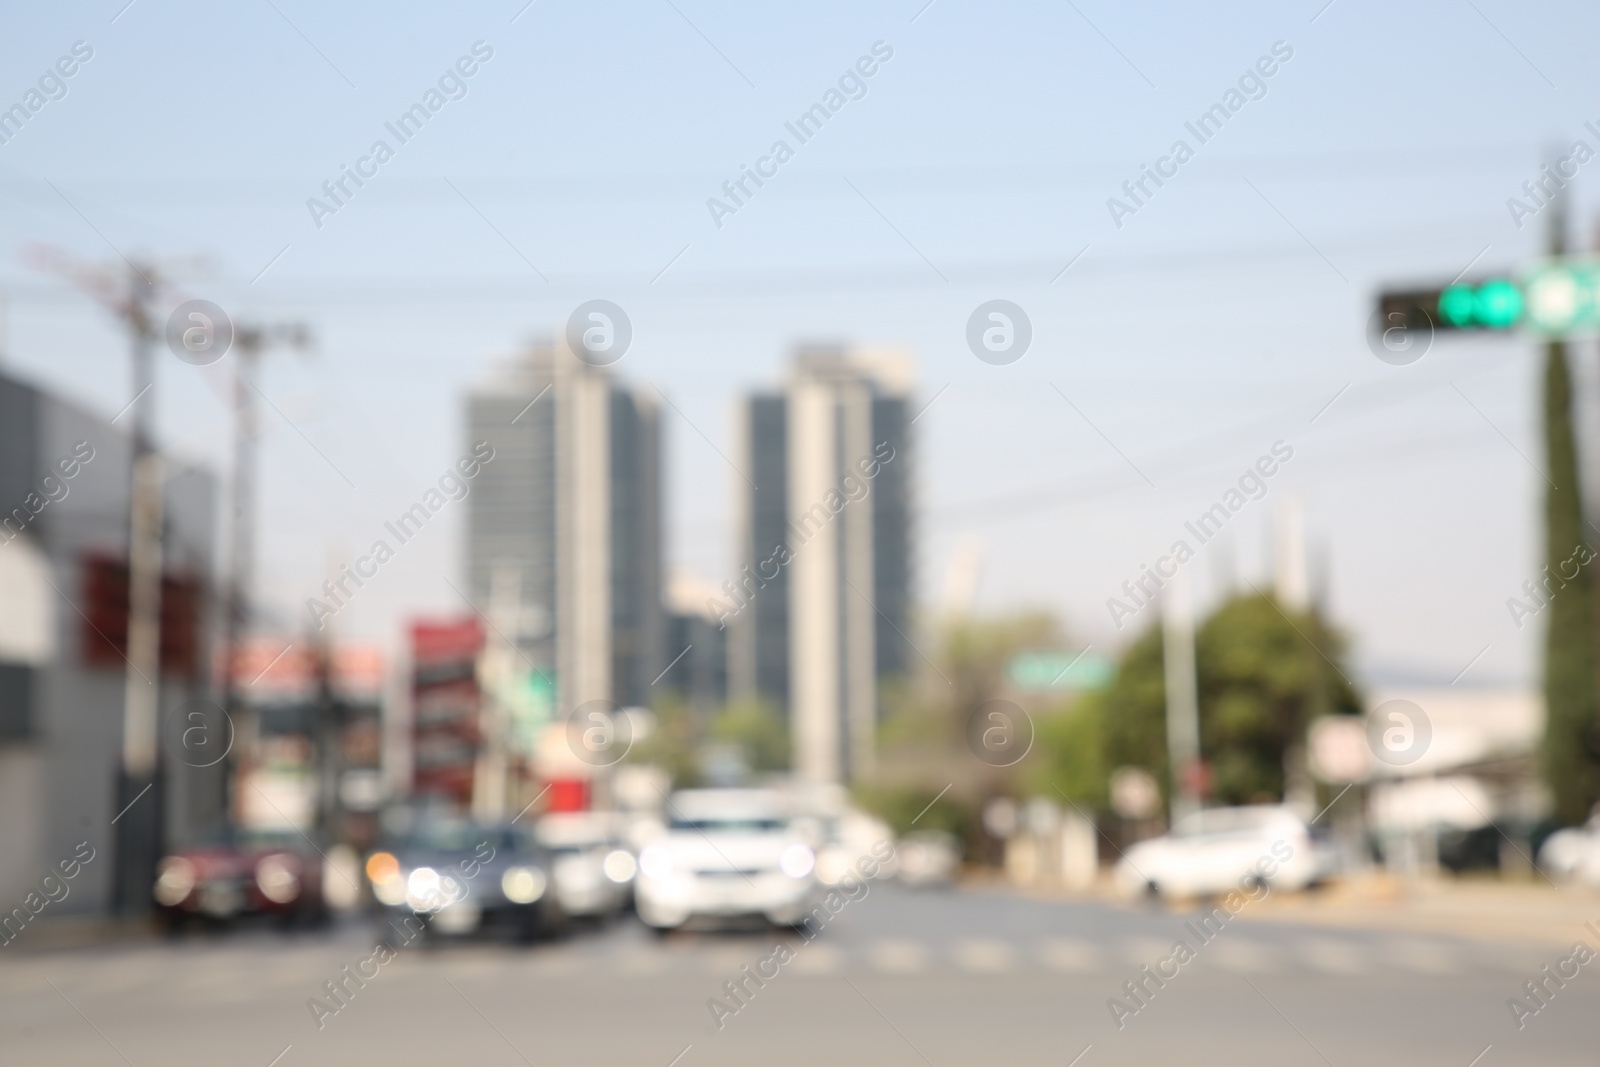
[
  {"x1": 1436, "y1": 279, "x2": 1522, "y2": 329},
  {"x1": 1439, "y1": 285, "x2": 1476, "y2": 327},
  {"x1": 1475, "y1": 279, "x2": 1523, "y2": 328}
]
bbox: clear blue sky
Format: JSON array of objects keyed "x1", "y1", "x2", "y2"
[{"x1": 2, "y1": 0, "x2": 1595, "y2": 686}]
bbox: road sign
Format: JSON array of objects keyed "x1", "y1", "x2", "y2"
[{"x1": 1006, "y1": 649, "x2": 1114, "y2": 691}]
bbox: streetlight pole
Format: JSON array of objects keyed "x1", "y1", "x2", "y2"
[
  {"x1": 220, "y1": 323, "x2": 308, "y2": 828},
  {"x1": 1162, "y1": 568, "x2": 1202, "y2": 828}
]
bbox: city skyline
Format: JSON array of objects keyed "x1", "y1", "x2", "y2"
[{"x1": 3, "y1": 1, "x2": 1590, "y2": 694}]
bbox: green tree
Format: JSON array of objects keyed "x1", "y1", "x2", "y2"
[
  {"x1": 866, "y1": 610, "x2": 1070, "y2": 855},
  {"x1": 708, "y1": 697, "x2": 790, "y2": 773},
  {"x1": 1540, "y1": 333, "x2": 1600, "y2": 824},
  {"x1": 1025, "y1": 695, "x2": 1106, "y2": 806},
  {"x1": 878, "y1": 610, "x2": 1064, "y2": 757},
  {"x1": 1100, "y1": 592, "x2": 1360, "y2": 807},
  {"x1": 629, "y1": 694, "x2": 702, "y2": 788}
]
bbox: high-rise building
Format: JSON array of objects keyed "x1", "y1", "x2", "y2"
[
  {"x1": 464, "y1": 341, "x2": 663, "y2": 722},
  {"x1": 728, "y1": 346, "x2": 914, "y2": 784},
  {"x1": 660, "y1": 572, "x2": 729, "y2": 720}
]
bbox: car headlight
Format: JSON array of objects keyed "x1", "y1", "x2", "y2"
[
  {"x1": 367, "y1": 851, "x2": 407, "y2": 905},
  {"x1": 407, "y1": 866, "x2": 459, "y2": 912},
  {"x1": 638, "y1": 845, "x2": 674, "y2": 880},
  {"x1": 256, "y1": 855, "x2": 301, "y2": 904},
  {"x1": 603, "y1": 849, "x2": 637, "y2": 884},
  {"x1": 373, "y1": 870, "x2": 407, "y2": 906},
  {"x1": 154, "y1": 857, "x2": 196, "y2": 906},
  {"x1": 780, "y1": 843, "x2": 815, "y2": 879},
  {"x1": 502, "y1": 866, "x2": 547, "y2": 904},
  {"x1": 366, "y1": 851, "x2": 399, "y2": 883}
]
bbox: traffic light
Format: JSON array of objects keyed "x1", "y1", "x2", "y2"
[
  {"x1": 1523, "y1": 258, "x2": 1600, "y2": 335},
  {"x1": 1377, "y1": 277, "x2": 1523, "y2": 334},
  {"x1": 1376, "y1": 259, "x2": 1600, "y2": 340}
]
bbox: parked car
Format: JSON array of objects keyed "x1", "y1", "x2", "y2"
[
  {"x1": 1113, "y1": 804, "x2": 1316, "y2": 901},
  {"x1": 634, "y1": 789, "x2": 818, "y2": 931},
  {"x1": 154, "y1": 829, "x2": 328, "y2": 931},
  {"x1": 365, "y1": 819, "x2": 564, "y2": 942},
  {"x1": 896, "y1": 830, "x2": 959, "y2": 888},
  {"x1": 812, "y1": 809, "x2": 897, "y2": 887},
  {"x1": 1539, "y1": 816, "x2": 1600, "y2": 886},
  {"x1": 536, "y1": 811, "x2": 634, "y2": 921}
]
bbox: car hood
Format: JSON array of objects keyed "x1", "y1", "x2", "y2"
[{"x1": 654, "y1": 832, "x2": 797, "y2": 874}]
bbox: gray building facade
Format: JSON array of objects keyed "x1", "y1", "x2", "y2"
[{"x1": 0, "y1": 368, "x2": 220, "y2": 918}]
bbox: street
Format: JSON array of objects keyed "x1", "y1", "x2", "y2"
[{"x1": 4, "y1": 883, "x2": 1594, "y2": 1067}]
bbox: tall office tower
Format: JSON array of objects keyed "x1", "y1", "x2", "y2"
[
  {"x1": 729, "y1": 346, "x2": 913, "y2": 784},
  {"x1": 465, "y1": 341, "x2": 662, "y2": 721}
]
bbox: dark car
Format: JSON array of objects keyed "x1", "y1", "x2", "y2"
[
  {"x1": 365, "y1": 819, "x2": 565, "y2": 943},
  {"x1": 154, "y1": 829, "x2": 328, "y2": 931}
]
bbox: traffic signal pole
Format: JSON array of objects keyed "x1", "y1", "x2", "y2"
[
  {"x1": 1374, "y1": 155, "x2": 1600, "y2": 828},
  {"x1": 1536, "y1": 175, "x2": 1600, "y2": 826}
]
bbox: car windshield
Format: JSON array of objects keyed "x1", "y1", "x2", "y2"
[
  {"x1": 399, "y1": 821, "x2": 528, "y2": 854},
  {"x1": 669, "y1": 816, "x2": 787, "y2": 833},
  {"x1": 1171, "y1": 808, "x2": 1281, "y2": 838}
]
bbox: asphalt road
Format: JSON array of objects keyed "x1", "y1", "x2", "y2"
[{"x1": 3, "y1": 883, "x2": 1595, "y2": 1067}]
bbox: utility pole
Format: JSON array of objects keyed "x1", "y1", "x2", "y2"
[
  {"x1": 220, "y1": 323, "x2": 308, "y2": 827},
  {"x1": 28, "y1": 248, "x2": 170, "y2": 915},
  {"x1": 309, "y1": 619, "x2": 344, "y2": 841},
  {"x1": 118, "y1": 260, "x2": 166, "y2": 918},
  {"x1": 1162, "y1": 568, "x2": 1202, "y2": 827}
]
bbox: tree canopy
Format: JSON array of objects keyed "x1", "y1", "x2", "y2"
[{"x1": 1062, "y1": 591, "x2": 1360, "y2": 809}]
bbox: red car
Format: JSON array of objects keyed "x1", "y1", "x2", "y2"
[{"x1": 153, "y1": 830, "x2": 328, "y2": 931}]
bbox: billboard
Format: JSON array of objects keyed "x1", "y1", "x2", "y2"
[{"x1": 410, "y1": 618, "x2": 484, "y2": 804}]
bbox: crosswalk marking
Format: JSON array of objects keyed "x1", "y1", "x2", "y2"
[
  {"x1": 789, "y1": 943, "x2": 843, "y2": 973},
  {"x1": 1039, "y1": 938, "x2": 1102, "y2": 972},
  {"x1": 952, "y1": 938, "x2": 1015, "y2": 972},
  {"x1": 0, "y1": 930, "x2": 1538, "y2": 988},
  {"x1": 1209, "y1": 939, "x2": 1280, "y2": 974},
  {"x1": 1301, "y1": 938, "x2": 1368, "y2": 974},
  {"x1": 869, "y1": 939, "x2": 930, "y2": 973}
]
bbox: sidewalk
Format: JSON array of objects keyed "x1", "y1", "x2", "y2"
[
  {"x1": 1241, "y1": 872, "x2": 1600, "y2": 949},
  {"x1": 992, "y1": 866, "x2": 1600, "y2": 949}
]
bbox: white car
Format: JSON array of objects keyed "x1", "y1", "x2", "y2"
[
  {"x1": 1114, "y1": 804, "x2": 1315, "y2": 901},
  {"x1": 812, "y1": 809, "x2": 897, "y2": 887},
  {"x1": 1539, "y1": 816, "x2": 1600, "y2": 886},
  {"x1": 896, "y1": 830, "x2": 959, "y2": 888},
  {"x1": 634, "y1": 789, "x2": 818, "y2": 931},
  {"x1": 535, "y1": 811, "x2": 635, "y2": 921}
]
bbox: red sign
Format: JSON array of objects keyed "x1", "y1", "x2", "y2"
[
  {"x1": 546, "y1": 778, "x2": 590, "y2": 813},
  {"x1": 78, "y1": 552, "x2": 203, "y2": 677},
  {"x1": 410, "y1": 617, "x2": 483, "y2": 804}
]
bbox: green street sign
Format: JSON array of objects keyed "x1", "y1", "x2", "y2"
[{"x1": 1007, "y1": 650, "x2": 1114, "y2": 692}]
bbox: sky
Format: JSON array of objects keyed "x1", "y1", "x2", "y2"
[{"x1": 1, "y1": 0, "x2": 1597, "y2": 689}]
